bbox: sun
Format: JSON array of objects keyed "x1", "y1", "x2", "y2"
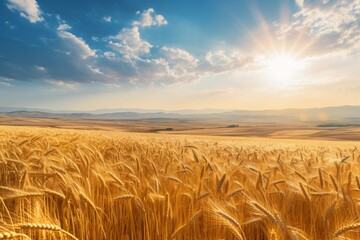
[{"x1": 266, "y1": 54, "x2": 303, "y2": 83}]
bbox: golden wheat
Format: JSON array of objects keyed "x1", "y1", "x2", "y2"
[{"x1": 0, "y1": 126, "x2": 359, "y2": 239}]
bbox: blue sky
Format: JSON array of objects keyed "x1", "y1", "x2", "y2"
[{"x1": 0, "y1": 0, "x2": 359, "y2": 110}]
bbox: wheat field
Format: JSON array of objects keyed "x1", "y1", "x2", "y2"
[{"x1": 0, "y1": 126, "x2": 360, "y2": 239}]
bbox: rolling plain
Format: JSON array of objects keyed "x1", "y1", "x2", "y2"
[{"x1": 1, "y1": 115, "x2": 360, "y2": 239}]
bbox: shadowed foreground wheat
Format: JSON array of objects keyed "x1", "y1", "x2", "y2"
[{"x1": 1, "y1": 126, "x2": 360, "y2": 239}]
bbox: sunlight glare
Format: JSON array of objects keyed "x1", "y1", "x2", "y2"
[{"x1": 266, "y1": 54, "x2": 302, "y2": 83}]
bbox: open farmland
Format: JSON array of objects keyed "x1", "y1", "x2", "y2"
[
  {"x1": 1, "y1": 126, "x2": 360, "y2": 239},
  {"x1": 1, "y1": 114, "x2": 360, "y2": 141}
]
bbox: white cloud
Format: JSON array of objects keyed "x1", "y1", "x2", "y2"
[
  {"x1": 132, "y1": 8, "x2": 168, "y2": 27},
  {"x1": 130, "y1": 58, "x2": 195, "y2": 85},
  {"x1": 100, "y1": 47, "x2": 253, "y2": 85},
  {"x1": 156, "y1": 47, "x2": 201, "y2": 83},
  {"x1": 295, "y1": 0, "x2": 304, "y2": 8},
  {"x1": 104, "y1": 51, "x2": 116, "y2": 59},
  {"x1": 103, "y1": 16, "x2": 112, "y2": 22},
  {"x1": 48, "y1": 8, "x2": 252, "y2": 86},
  {"x1": 133, "y1": 58, "x2": 171, "y2": 84},
  {"x1": 0, "y1": 76, "x2": 14, "y2": 82},
  {"x1": 35, "y1": 65, "x2": 46, "y2": 72},
  {"x1": 6, "y1": 0, "x2": 43, "y2": 23},
  {"x1": 160, "y1": 47, "x2": 198, "y2": 68},
  {"x1": 293, "y1": 0, "x2": 359, "y2": 37},
  {"x1": 105, "y1": 83, "x2": 121, "y2": 88},
  {"x1": 99, "y1": 52, "x2": 201, "y2": 85},
  {"x1": 279, "y1": 0, "x2": 360, "y2": 56},
  {"x1": 57, "y1": 23, "x2": 71, "y2": 31},
  {"x1": 205, "y1": 51, "x2": 233, "y2": 68},
  {"x1": 101, "y1": 45, "x2": 205, "y2": 84},
  {"x1": 203, "y1": 50, "x2": 252, "y2": 72},
  {"x1": 57, "y1": 25, "x2": 96, "y2": 59},
  {"x1": 108, "y1": 27, "x2": 152, "y2": 59},
  {"x1": 0, "y1": 76, "x2": 14, "y2": 87},
  {"x1": 46, "y1": 80, "x2": 77, "y2": 89},
  {"x1": 0, "y1": 82, "x2": 13, "y2": 87},
  {"x1": 87, "y1": 65, "x2": 103, "y2": 74},
  {"x1": 101, "y1": 24, "x2": 254, "y2": 85}
]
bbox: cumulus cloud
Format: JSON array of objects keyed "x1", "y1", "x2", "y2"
[
  {"x1": 295, "y1": 0, "x2": 304, "y2": 8},
  {"x1": 97, "y1": 54, "x2": 188, "y2": 85},
  {"x1": 112, "y1": 57, "x2": 200, "y2": 85},
  {"x1": 133, "y1": 8, "x2": 168, "y2": 27},
  {"x1": 108, "y1": 27, "x2": 152, "y2": 59},
  {"x1": 160, "y1": 47, "x2": 198, "y2": 68},
  {"x1": 57, "y1": 25, "x2": 96, "y2": 59},
  {"x1": 133, "y1": 58, "x2": 171, "y2": 83},
  {"x1": 97, "y1": 46, "x2": 253, "y2": 85},
  {"x1": 154, "y1": 47, "x2": 202, "y2": 83},
  {"x1": 1, "y1": 5, "x2": 253, "y2": 87},
  {"x1": 100, "y1": 11, "x2": 253, "y2": 86},
  {"x1": 203, "y1": 50, "x2": 253, "y2": 72},
  {"x1": 205, "y1": 51, "x2": 233, "y2": 68},
  {"x1": 6, "y1": 0, "x2": 43, "y2": 23}
]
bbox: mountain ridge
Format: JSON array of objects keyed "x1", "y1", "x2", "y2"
[{"x1": 1, "y1": 105, "x2": 360, "y2": 122}]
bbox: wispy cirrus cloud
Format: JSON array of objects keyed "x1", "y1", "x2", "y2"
[
  {"x1": 57, "y1": 24, "x2": 96, "y2": 59},
  {"x1": 45, "y1": 80, "x2": 78, "y2": 89},
  {"x1": 0, "y1": 82, "x2": 13, "y2": 87},
  {"x1": 277, "y1": 0, "x2": 360, "y2": 56},
  {"x1": 35, "y1": 65, "x2": 46, "y2": 72},
  {"x1": 0, "y1": 76, "x2": 14, "y2": 87},
  {"x1": 6, "y1": 0, "x2": 43, "y2": 23}
]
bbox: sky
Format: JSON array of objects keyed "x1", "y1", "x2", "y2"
[{"x1": 0, "y1": 0, "x2": 359, "y2": 111}]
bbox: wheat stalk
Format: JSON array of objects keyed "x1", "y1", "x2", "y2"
[
  {"x1": 334, "y1": 223, "x2": 360, "y2": 237},
  {"x1": 15, "y1": 223, "x2": 78, "y2": 240}
]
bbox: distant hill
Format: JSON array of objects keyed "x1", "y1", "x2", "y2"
[
  {"x1": 226, "y1": 106, "x2": 360, "y2": 121},
  {"x1": 0, "y1": 107, "x2": 79, "y2": 114},
  {"x1": 1, "y1": 105, "x2": 360, "y2": 122}
]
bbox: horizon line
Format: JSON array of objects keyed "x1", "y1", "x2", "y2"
[{"x1": 0, "y1": 104, "x2": 359, "y2": 114}]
